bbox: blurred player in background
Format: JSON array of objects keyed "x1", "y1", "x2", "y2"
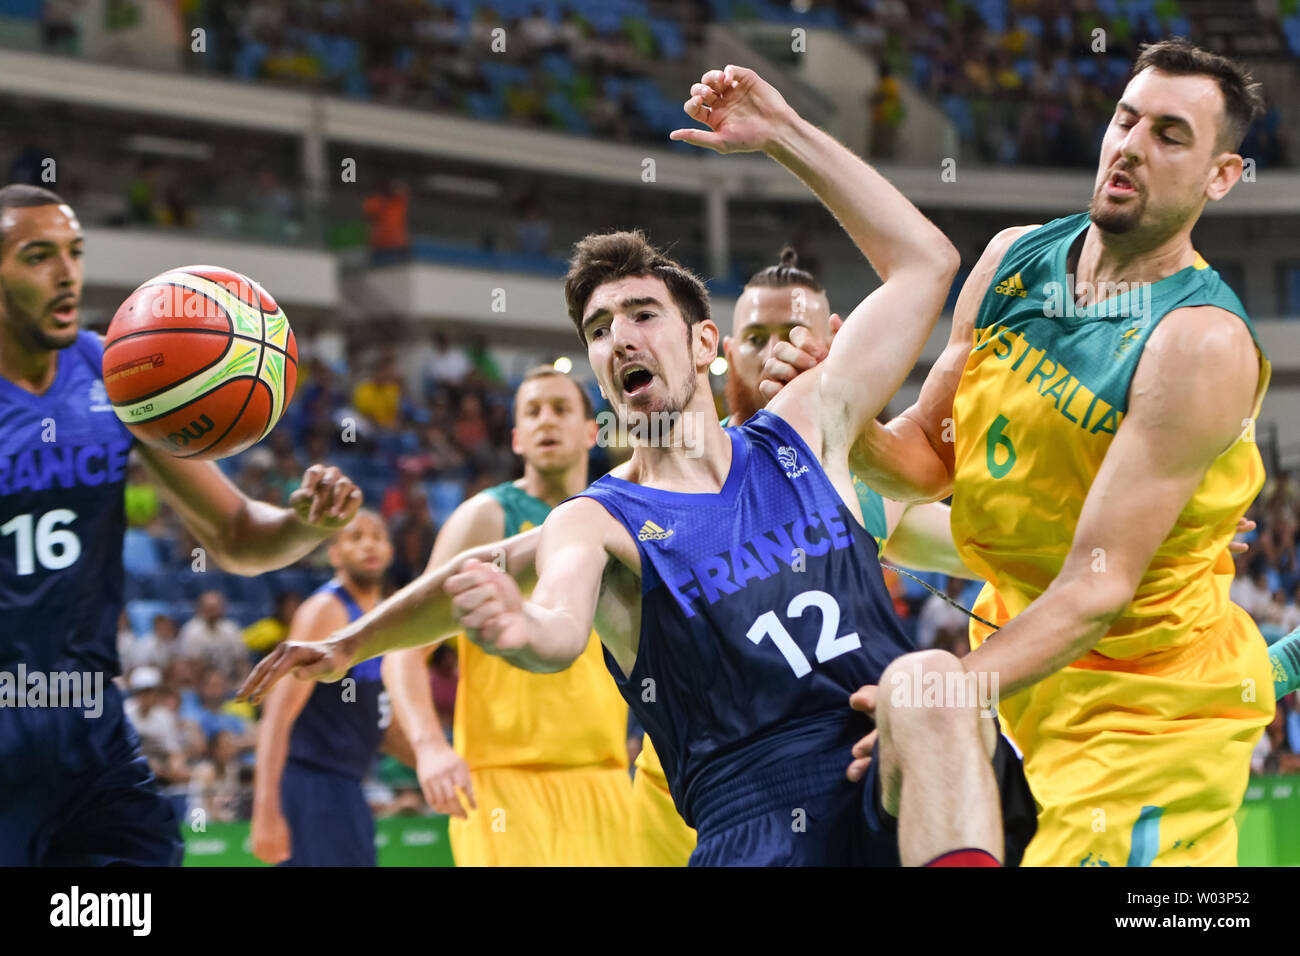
[
  {"x1": 251, "y1": 509, "x2": 408, "y2": 866},
  {"x1": 0, "y1": 184, "x2": 363, "y2": 865},
  {"x1": 385, "y1": 367, "x2": 634, "y2": 866},
  {"x1": 770, "y1": 39, "x2": 1275, "y2": 866}
]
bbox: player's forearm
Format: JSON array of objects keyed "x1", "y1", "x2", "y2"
[
  {"x1": 852, "y1": 416, "x2": 953, "y2": 504},
  {"x1": 213, "y1": 500, "x2": 333, "y2": 576},
  {"x1": 960, "y1": 578, "x2": 1123, "y2": 697},
  {"x1": 252, "y1": 712, "x2": 295, "y2": 812},
  {"x1": 383, "y1": 649, "x2": 450, "y2": 753},
  {"x1": 765, "y1": 114, "x2": 957, "y2": 282},
  {"x1": 493, "y1": 604, "x2": 587, "y2": 674},
  {"x1": 882, "y1": 503, "x2": 977, "y2": 580}
]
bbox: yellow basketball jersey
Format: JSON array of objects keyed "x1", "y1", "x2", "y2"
[
  {"x1": 952, "y1": 215, "x2": 1270, "y2": 665},
  {"x1": 454, "y1": 483, "x2": 629, "y2": 771}
]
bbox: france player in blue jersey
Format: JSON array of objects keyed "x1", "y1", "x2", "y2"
[
  {"x1": 251, "y1": 510, "x2": 407, "y2": 866},
  {"x1": 0, "y1": 185, "x2": 364, "y2": 866},
  {"x1": 435, "y1": 67, "x2": 1020, "y2": 866}
]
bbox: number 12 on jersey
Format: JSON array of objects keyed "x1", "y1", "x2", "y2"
[{"x1": 746, "y1": 589, "x2": 861, "y2": 677}]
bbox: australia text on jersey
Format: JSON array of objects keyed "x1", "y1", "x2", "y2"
[{"x1": 0, "y1": 663, "x2": 103, "y2": 718}]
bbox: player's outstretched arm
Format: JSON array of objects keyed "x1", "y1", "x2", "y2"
[
  {"x1": 673, "y1": 65, "x2": 958, "y2": 453},
  {"x1": 250, "y1": 591, "x2": 348, "y2": 864},
  {"x1": 138, "y1": 451, "x2": 362, "y2": 575},
  {"x1": 237, "y1": 526, "x2": 541, "y2": 704},
  {"x1": 385, "y1": 494, "x2": 515, "y2": 818},
  {"x1": 960, "y1": 306, "x2": 1261, "y2": 696},
  {"x1": 446, "y1": 497, "x2": 615, "y2": 674}
]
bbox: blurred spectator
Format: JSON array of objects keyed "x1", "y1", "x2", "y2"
[
  {"x1": 514, "y1": 197, "x2": 552, "y2": 257},
  {"x1": 189, "y1": 729, "x2": 255, "y2": 823},
  {"x1": 868, "y1": 64, "x2": 904, "y2": 160},
  {"x1": 362, "y1": 179, "x2": 410, "y2": 261},
  {"x1": 123, "y1": 613, "x2": 181, "y2": 674},
  {"x1": 387, "y1": 492, "x2": 436, "y2": 589},
  {"x1": 452, "y1": 394, "x2": 489, "y2": 453},
  {"x1": 1231, "y1": 557, "x2": 1276, "y2": 623},
  {"x1": 127, "y1": 163, "x2": 161, "y2": 224},
  {"x1": 123, "y1": 459, "x2": 161, "y2": 529},
  {"x1": 178, "y1": 592, "x2": 251, "y2": 684},
  {"x1": 243, "y1": 591, "x2": 303, "y2": 655},
  {"x1": 353, "y1": 354, "x2": 404, "y2": 429},
  {"x1": 380, "y1": 459, "x2": 425, "y2": 522},
  {"x1": 180, "y1": 668, "x2": 252, "y2": 754},
  {"x1": 916, "y1": 577, "x2": 972, "y2": 649},
  {"x1": 249, "y1": 167, "x2": 296, "y2": 238},
  {"x1": 1254, "y1": 705, "x2": 1300, "y2": 775},
  {"x1": 428, "y1": 333, "x2": 472, "y2": 387},
  {"x1": 124, "y1": 666, "x2": 190, "y2": 787}
]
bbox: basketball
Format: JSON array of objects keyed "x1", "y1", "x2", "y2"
[{"x1": 101, "y1": 265, "x2": 298, "y2": 460}]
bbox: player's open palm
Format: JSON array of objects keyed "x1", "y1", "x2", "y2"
[
  {"x1": 670, "y1": 65, "x2": 793, "y2": 155},
  {"x1": 251, "y1": 807, "x2": 292, "y2": 864},
  {"x1": 237, "y1": 633, "x2": 354, "y2": 705},
  {"x1": 446, "y1": 558, "x2": 529, "y2": 655},
  {"x1": 416, "y1": 747, "x2": 477, "y2": 819}
]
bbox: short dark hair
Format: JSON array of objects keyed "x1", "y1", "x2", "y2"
[
  {"x1": 0, "y1": 183, "x2": 65, "y2": 244},
  {"x1": 516, "y1": 365, "x2": 595, "y2": 420},
  {"x1": 744, "y1": 246, "x2": 824, "y2": 293},
  {"x1": 1132, "y1": 38, "x2": 1264, "y2": 152},
  {"x1": 564, "y1": 230, "x2": 710, "y2": 343}
]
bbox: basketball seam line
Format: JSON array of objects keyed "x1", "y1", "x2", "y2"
[{"x1": 179, "y1": 298, "x2": 271, "y2": 459}]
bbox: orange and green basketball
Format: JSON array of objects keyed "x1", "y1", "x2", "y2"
[{"x1": 102, "y1": 265, "x2": 297, "y2": 460}]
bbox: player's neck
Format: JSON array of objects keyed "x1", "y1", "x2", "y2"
[
  {"x1": 338, "y1": 575, "x2": 382, "y2": 611},
  {"x1": 1075, "y1": 222, "x2": 1197, "y2": 301},
  {"x1": 0, "y1": 324, "x2": 58, "y2": 394},
  {"x1": 519, "y1": 462, "x2": 587, "y2": 508},
  {"x1": 627, "y1": 404, "x2": 731, "y2": 493}
]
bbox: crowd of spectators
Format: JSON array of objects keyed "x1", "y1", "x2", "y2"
[{"x1": 849, "y1": 0, "x2": 1292, "y2": 166}]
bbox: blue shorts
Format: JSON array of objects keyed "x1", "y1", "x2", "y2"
[
  {"x1": 689, "y1": 746, "x2": 899, "y2": 867},
  {"x1": 0, "y1": 681, "x2": 183, "y2": 866},
  {"x1": 279, "y1": 760, "x2": 376, "y2": 867}
]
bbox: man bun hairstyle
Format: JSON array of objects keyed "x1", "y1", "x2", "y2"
[
  {"x1": 1132, "y1": 37, "x2": 1264, "y2": 152},
  {"x1": 744, "y1": 246, "x2": 825, "y2": 293},
  {"x1": 564, "y1": 229, "x2": 711, "y2": 343}
]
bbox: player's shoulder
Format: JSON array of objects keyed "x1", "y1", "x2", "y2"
[
  {"x1": 980, "y1": 224, "x2": 1042, "y2": 266},
  {"x1": 441, "y1": 490, "x2": 508, "y2": 543},
  {"x1": 290, "y1": 585, "x2": 351, "y2": 640},
  {"x1": 1143, "y1": 304, "x2": 1258, "y2": 377}
]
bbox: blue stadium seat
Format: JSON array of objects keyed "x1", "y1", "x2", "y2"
[
  {"x1": 126, "y1": 599, "x2": 172, "y2": 638},
  {"x1": 426, "y1": 480, "x2": 465, "y2": 525},
  {"x1": 123, "y1": 529, "x2": 162, "y2": 576}
]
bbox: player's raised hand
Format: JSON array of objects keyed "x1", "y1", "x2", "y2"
[
  {"x1": 846, "y1": 685, "x2": 878, "y2": 782},
  {"x1": 236, "y1": 632, "x2": 355, "y2": 704},
  {"x1": 759, "y1": 323, "x2": 834, "y2": 400},
  {"x1": 446, "y1": 558, "x2": 529, "y2": 655},
  {"x1": 289, "y1": 463, "x2": 363, "y2": 529},
  {"x1": 416, "y1": 746, "x2": 477, "y2": 820},
  {"x1": 669, "y1": 65, "x2": 796, "y2": 155}
]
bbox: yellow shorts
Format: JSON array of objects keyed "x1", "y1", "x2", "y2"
[
  {"x1": 449, "y1": 765, "x2": 635, "y2": 867},
  {"x1": 629, "y1": 764, "x2": 696, "y2": 867},
  {"x1": 1004, "y1": 605, "x2": 1273, "y2": 867}
]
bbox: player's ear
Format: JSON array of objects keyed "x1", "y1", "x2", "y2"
[
  {"x1": 584, "y1": 417, "x2": 599, "y2": 450},
  {"x1": 510, "y1": 425, "x2": 523, "y2": 457},
  {"x1": 695, "y1": 319, "x2": 719, "y2": 368},
  {"x1": 1206, "y1": 152, "x2": 1242, "y2": 202}
]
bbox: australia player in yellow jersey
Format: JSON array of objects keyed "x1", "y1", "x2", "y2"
[
  {"x1": 384, "y1": 367, "x2": 633, "y2": 866},
  {"x1": 766, "y1": 38, "x2": 1273, "y2": 866}
]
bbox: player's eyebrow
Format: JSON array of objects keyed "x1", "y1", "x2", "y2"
[
  {"x1": 16, "y1": 236, "x2": 83, "y2": 253},
  {"x1": 581, "y1": 296, "x2": 665, "y2": 335},
  {"x1": 1117, "y1": 100, "x2": 1195, "y2": 138}
]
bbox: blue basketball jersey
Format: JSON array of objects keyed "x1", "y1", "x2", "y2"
[
  {"x1": 287, "y1": 580, "x2": 388, "y2": 780},
  {"x1": 576, "y1": 410, "x2": 914, "y2": 827},
  {"x1": 0, "y1": 332, "x2": 134, "y2": 675}
]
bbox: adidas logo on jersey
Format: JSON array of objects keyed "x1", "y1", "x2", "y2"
[
  {"x1": 777, "y1": 445, "x2": 809, "y2": 479},
  {"x1": 994, "y1": 273, "x2": 1028, "y2": 298},
  {"x1": 88, "y1": 379, "x2": 113, "y2": 413},
  {"x1": 637, "y1": 520, "x2": 674, "y2": 541}
]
